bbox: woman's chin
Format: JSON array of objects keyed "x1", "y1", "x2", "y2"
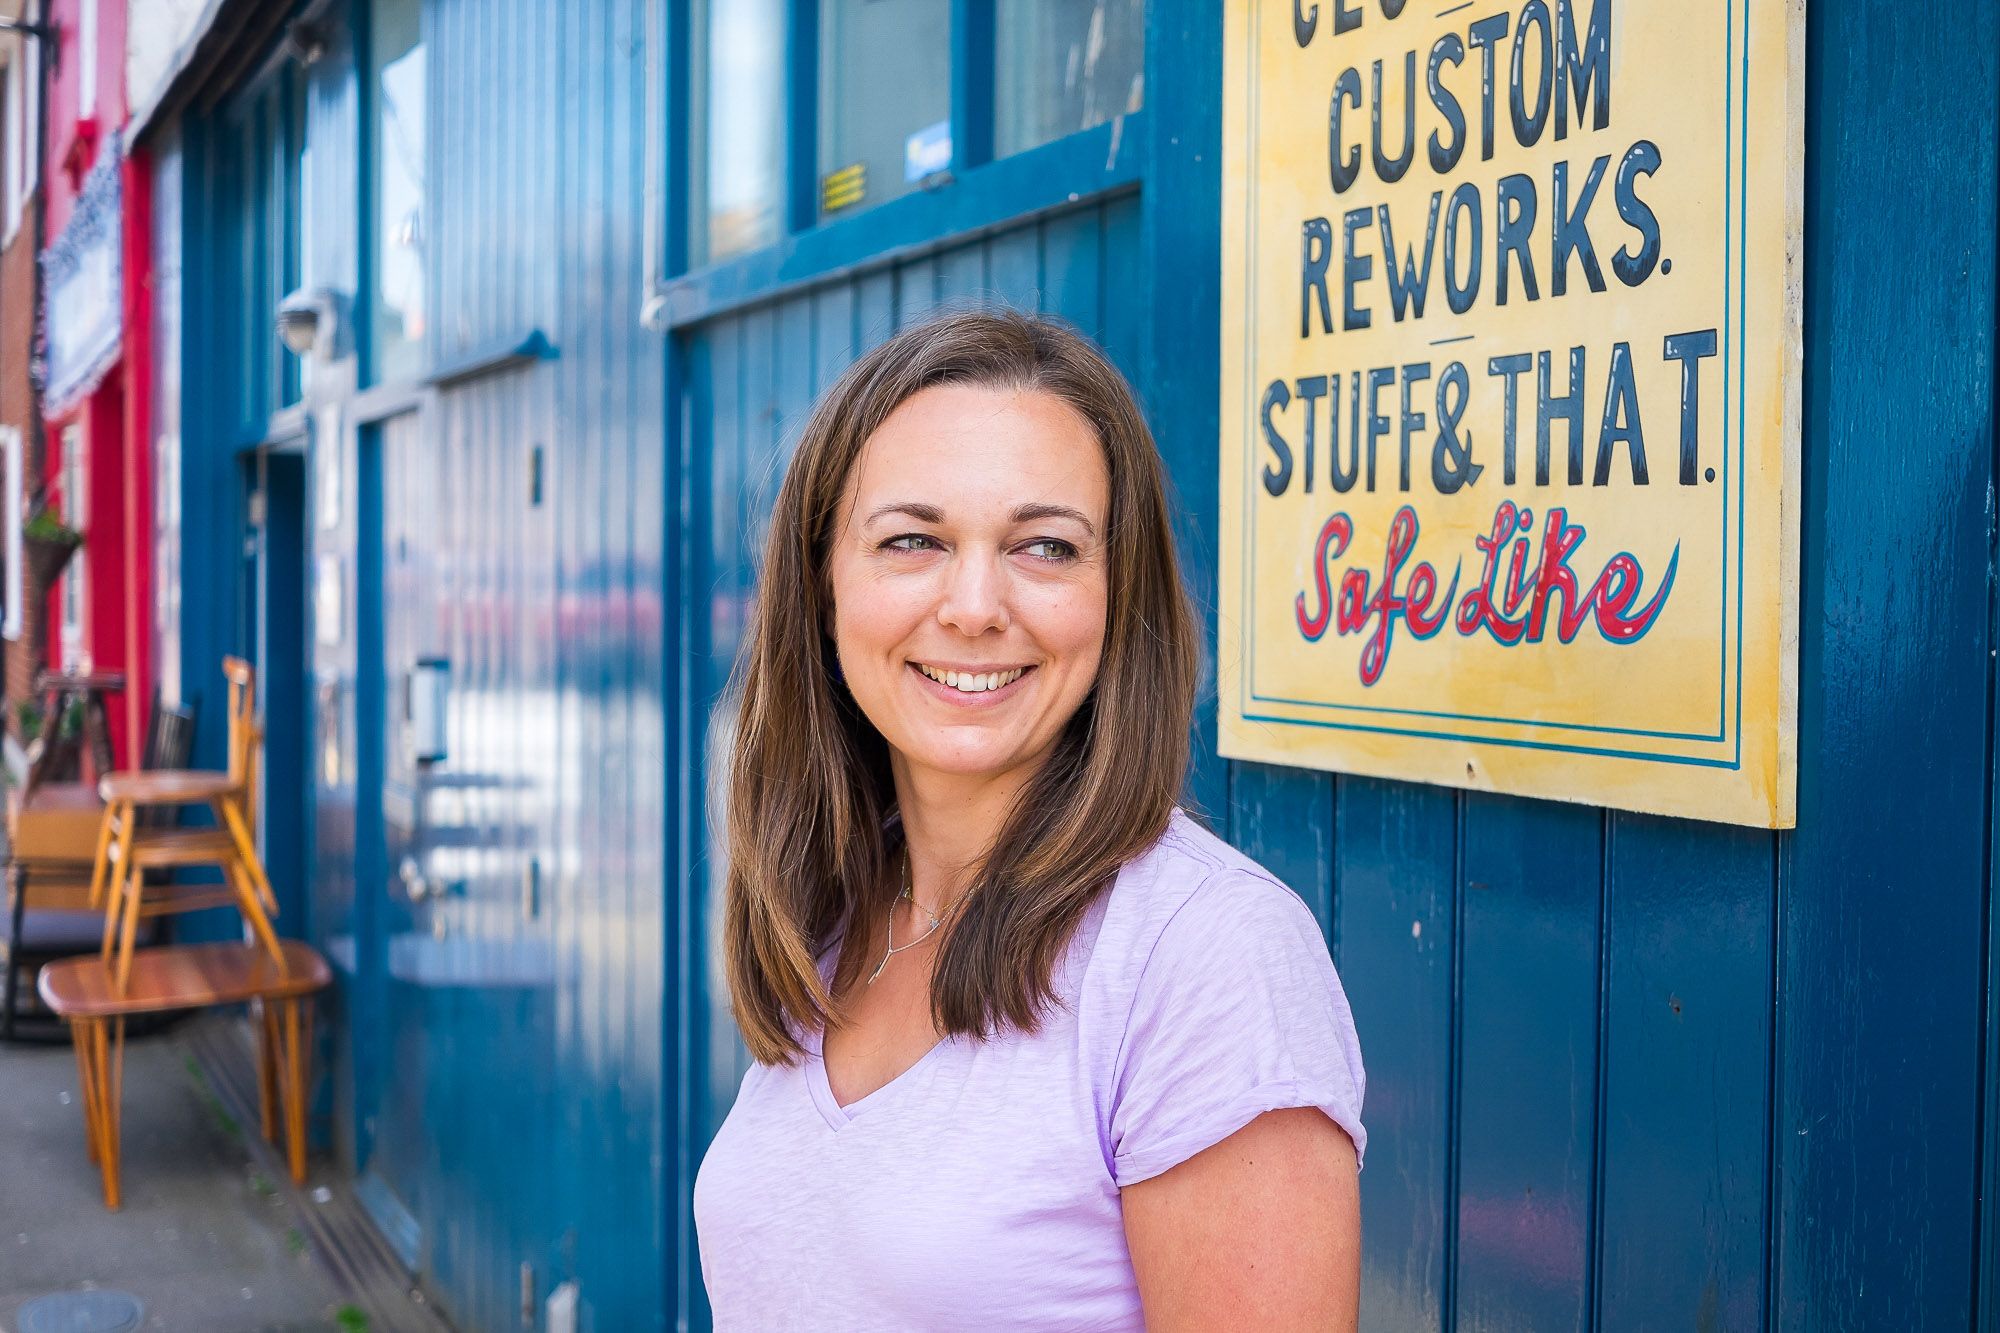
[{"x1": 898, "y1": 739, "x2": 1042, "y2": 785}]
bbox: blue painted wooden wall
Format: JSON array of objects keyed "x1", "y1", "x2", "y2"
[
  {"x1": 674, "y1": 4, "x2": 2000, "y2": 1333},
  {"x1": 183, "y1": 0, "x2": 669, "y2": 1328},
  {"x1": 168, "y1": 0, "x2": 2000, "y2": 1328}
]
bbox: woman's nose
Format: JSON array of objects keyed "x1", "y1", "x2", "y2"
[{"x1": 936, "y1": 551, "x2": 1010, "y2": 636}]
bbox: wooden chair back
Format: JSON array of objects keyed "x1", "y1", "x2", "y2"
[{"x1": 223, "y1": 657, "x2": 258, "y2": 797}]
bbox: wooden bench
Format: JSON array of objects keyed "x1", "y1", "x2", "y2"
[{"x1": 37, "y1": 940, "x2": 332, "y2": 1209}]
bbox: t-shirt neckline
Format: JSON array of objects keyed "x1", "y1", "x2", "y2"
[{"x1": 805, "y1": 1024, "x2": 955, "y2": 1131}]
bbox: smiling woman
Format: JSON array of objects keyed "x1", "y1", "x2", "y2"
[{"x1": 693, "y1": 311, "x2": 1366, "y2": 1331}]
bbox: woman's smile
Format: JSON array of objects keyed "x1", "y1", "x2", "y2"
[{"x1": 908, "y1": 660, "x2": 1038, "y2": 705}]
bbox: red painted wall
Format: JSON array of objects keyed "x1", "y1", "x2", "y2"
[
  {"x1": 42, "y1": 0, "x2": 128, "y2": 238},
  {"x1": 36, "y1": 0, "x2": 147, "y2": 766}
]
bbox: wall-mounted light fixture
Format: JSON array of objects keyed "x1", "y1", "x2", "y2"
[
  {"x1": 276, "y1": 286, "x2": 347, "y2": 361},
  {"x1": 284, "y1": 19, "x2": 328, "y2": 67}
]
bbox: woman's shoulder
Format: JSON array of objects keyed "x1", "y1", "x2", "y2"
[
  {"x1": 1088, "y1": 808, "x2": 1329, "y2": 989},
  {"x1": 1082, "y1": 809, "x2": 1367, "y2": 1179}
]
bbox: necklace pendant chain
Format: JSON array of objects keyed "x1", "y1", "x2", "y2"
[{"x1": 866, "y1": 848, "x2": 963, "y2": 986}]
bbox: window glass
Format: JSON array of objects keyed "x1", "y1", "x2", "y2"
[
  {"x1": 690, "y1": 0, "x2": 786, "y2": 266},
  {"x1": 150, "y1": 135, "x2": 183, "y2": 697},
  {"x1": 995, "y1": 0, "x2": 1145, "y2": 158},
  {"x1": 817, "y1": 0, "x2": 951, "y2": 220},
  {"x1": 370, "y1": 0, "x2": 426, "y2": 384},
  {"x1": 59, "y1": 422, "x2": 87, "y2": 668}
]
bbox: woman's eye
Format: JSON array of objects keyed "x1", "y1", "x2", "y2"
[
  {"x1": 884, "y1": 533, "x2": 939, "y2": 552},
  {"x1": 1021, "y1": 539, "x2": 1078, "y2": 562}
]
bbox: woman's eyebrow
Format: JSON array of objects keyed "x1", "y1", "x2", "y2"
[
  {"x1": 865, "y1": 501, "x2": 945, "y2": 525},
  {"x1": 1012, "y1": 502, "x2": 1097, "y2": 536}
]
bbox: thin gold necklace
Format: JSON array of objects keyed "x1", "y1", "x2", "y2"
[{"x1": 866, "y1": 849, "x2": 967, "y2": 985}]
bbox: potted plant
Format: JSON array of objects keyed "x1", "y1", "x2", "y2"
[{"x1": 22, "y1": 499, "x2": 81, "y2": 589}]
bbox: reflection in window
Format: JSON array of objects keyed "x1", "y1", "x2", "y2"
[
  {"x1": 818, "y1": 0, "x2": 950, "y2": 220},
  {"x1": 996, "y1": 0, "x2": 1145, "y2": 158},
  {"x1": 370, "y1": 0, "x2": 425, "y2": 383},
  {"x1": 690, "y1": 0, "x2": 786, "y2": 265}
]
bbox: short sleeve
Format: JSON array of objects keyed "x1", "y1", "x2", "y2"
[{"x1": 1108, "y1": 873, "x2": 1366, "y2": 1186}]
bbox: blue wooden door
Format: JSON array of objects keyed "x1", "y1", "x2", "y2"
[{"x1": 357, "y1": 383, "x2": 561, "y2": 1328}]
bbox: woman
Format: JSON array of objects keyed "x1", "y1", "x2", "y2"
[{"x1": 694, "y1": 311, "x2": 1365, "y2": 1330}]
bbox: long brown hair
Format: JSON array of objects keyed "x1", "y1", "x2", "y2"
[{"x1": 722, "y1": 309, "x2": 1198, "y2": 1065}]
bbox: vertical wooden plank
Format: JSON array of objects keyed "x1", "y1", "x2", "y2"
[
  {"x1": 895, "y1": 253, "x2": 940, "y2": 327},
  {"x1": 855, "y1": 267, "x2": 896, "y2": 351},
  {"x1": 739, "y1": 305, "x2": 777, "y2": 594},
  {"x1": 986, "y1": 224, "x2": 1040, "y2": 312},
  {"x1": 810, "y1": 283, "x2": 856, "y2": 392},
  {"x1": 1337, "y1": 777, "x2": 1456, "y2": 1331},
  {"x1": 700, "y1": 317, "x2": 745, "y2": 1148},
  {"x1": 1229, "y1": 761, "x2": 1333, "y2": 931},
  {"x1": 1143, "y1": 0, "x2": 1225, "y2": 826},
  {"x1": 1095, "y1": 196, "x2": 1144, "y2": 404},
  {"x1": 936, "y1": 241, "x2": 985, "y2": 306},
  {"x1": 1784, "y1": 0, "x2": 1996, "y2": 1326},
  {"x1": 765, "y1": 295, "x2": 816, "y2": 557},
  {"x1": 1040, "y1": 206, "x2": 1101, "y2": 334},
  {"x1": 1597, "y1": 814, "x2": 1771, "y2": 1329},
  {"x1": 1455, "y1": 794, "x2": 1600, "y2": 1332}
]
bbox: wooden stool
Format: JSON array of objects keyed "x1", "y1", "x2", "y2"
[{"x1": 37, "y1": 940, "x2": 332, "y2": 1210}]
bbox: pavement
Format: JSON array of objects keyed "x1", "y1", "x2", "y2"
[{"x1": 0, "y1": 1018, "x2": 366, "y2": 1332}]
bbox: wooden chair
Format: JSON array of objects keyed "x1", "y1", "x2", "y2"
[
  {"x1": 2, "y1": 698, "x2": 198, "y2": 1040},
  {"x1": 37, "y1": 939, "x2": 331, "y2": 1209},
  {"x1": 90, "y1": 658, "x2": 284, "y2": 993}
]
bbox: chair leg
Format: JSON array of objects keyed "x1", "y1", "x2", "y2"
[
  {"x1": 71, "y1": 1017, "x2": 98, "y2": 1165},
  {"x1": 277, "y1": 998, "x2": 309, "y2": 1183},
  {"x1": 4, "y1": 863, "x2": 26, "y2": 1041},
  {"x1": 217, "y1": 797, "x2": 280, "y2": 916},
  {"x1": 78, "y1": 1017, "x2": 122, "y2": 1210},
  {"x1": 216, "y1": 832, "x2": 286, "y2": 973},
  {"x1": 256, "y1": 1000, "x2": 280, "y2": 1144}
]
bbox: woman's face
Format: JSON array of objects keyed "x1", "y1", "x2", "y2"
[{"x1": 828, "y1": 382, "x2": 1111, "y2": 791}]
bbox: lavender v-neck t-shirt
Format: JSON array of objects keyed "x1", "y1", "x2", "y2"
[{"x1": 693, "y1": 810, "x2": 1367, "y2": 1330}]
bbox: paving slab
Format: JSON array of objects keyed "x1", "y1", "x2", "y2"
[{"x1": 0, "y1": 1022, "x2": 362, "y2": 1332}]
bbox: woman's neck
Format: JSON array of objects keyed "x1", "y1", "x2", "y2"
[{"x1": 891, "y1": 758, "x2": 1039, "y2": 918}]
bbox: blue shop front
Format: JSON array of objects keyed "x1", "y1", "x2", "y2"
[{"x1": 130, "y1": 0, "x2": 2000, "y2": 1328}]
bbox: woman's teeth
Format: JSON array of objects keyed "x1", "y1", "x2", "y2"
[{"x1": 916, "y1": 664, "x2": 1027, "y2": 694}]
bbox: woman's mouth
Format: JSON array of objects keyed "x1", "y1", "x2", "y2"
[{"x1": 909, "y1": 661, "x2": 1035, "y2": 702}]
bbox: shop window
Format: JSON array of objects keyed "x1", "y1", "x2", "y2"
[
  {"x1": 369, "y1": 0, "x2": 426, "y2": 384},
  {"x1": 817, "y1": 0, "x2": 951, "y2": 220},
  {"x1": 680, "y1": 0, "x2": 1146, "y2": 269},
  {"x1": 3, "y1": 34, "x2": 39, "y2": 246},
  {"x1": 58, "y1": 423, "x2": 86, "y2": 668},
  {"x1": 689, "y1": 0, "x2": 787, "y2": 266},
  {"x1": 995, "y1": 0, "x2": 1145, "y2": 157}
]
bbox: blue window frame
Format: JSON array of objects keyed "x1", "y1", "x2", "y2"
[{"x1": 668, "y1": 0, "x2": 1149, "y2": 328}]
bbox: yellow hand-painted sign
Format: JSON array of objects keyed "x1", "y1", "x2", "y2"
[{"x1": 1218, "y1": 0, "x2": 1802, "y2": 827}]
